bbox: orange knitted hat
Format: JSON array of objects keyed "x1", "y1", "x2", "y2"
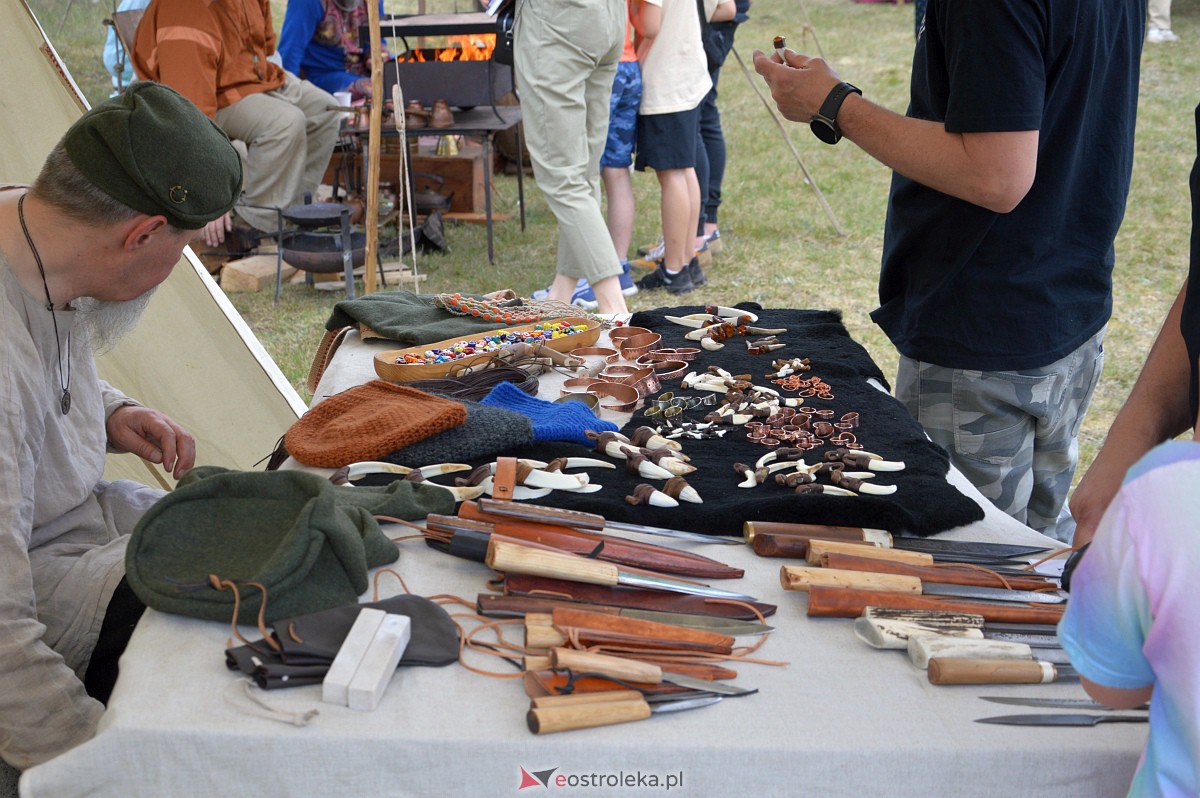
[{"x1": 285, "y1": 381, "x2": 468, "y2": 468}]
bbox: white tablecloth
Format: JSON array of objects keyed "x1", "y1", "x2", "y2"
[{"x1": 21, "y1": 329, "x2": 1143, "y2": 798}]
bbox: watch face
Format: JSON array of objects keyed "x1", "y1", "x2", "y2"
[{"x1": 810, "y1": 117, "x2": 840, "y2": 145}]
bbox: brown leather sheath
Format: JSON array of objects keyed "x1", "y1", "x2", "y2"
[
  {"x1": 504, "y1": 574, "x2": 777, "y2": 619},
  {"x1": 458, "y1": 501, "x2": 744, "y2": 579},
  {"x1": 804, "y1": 585, "x2": 1064, "y2": 625},
  {"x1": 551, "y1": 607, "x2": 734, "y2": 654}
]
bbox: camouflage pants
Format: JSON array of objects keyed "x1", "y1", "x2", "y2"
[{"x1": 894, "y1": 327, "x2": 1106, "y2": 542}]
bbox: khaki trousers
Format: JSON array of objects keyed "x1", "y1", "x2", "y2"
[
  {"x1": 1148, "y1": 0, "x2": 1172, "y2": 30},
  {"x1": 515, "y1": 0, "x2": 625, "y2": 282},
  {"x1": 215, "y1": 73, "x2": 341, "y2": 232}
]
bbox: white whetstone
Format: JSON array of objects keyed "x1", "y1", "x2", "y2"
[
  {"x1": 322, "y1": 608, "x2": 388, "y2": 707},
  {"x1": 907, "y1": 633, "x2": 1034, "y2": 669},
  {"x1": 347, "y1": 614, "x2": 413, "y2": 711}
]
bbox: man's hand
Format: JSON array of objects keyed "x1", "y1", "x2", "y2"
[
  {"x1": 106, "y1": 405, "x2": 196, "y2": 480},
  {"x1": 752, "y1": 48, "x2": 843, "y2": 125},
  {"x1": 202, "y1": 212, "x2": 233, "y2": 248},
  {"x1": 1068, "y1": 452, "x2": 1132, "y2": 547}
]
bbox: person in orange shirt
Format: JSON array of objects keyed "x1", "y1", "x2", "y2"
[{"x1": 132, "y1": 0, "x2": 342, "y2": 246}]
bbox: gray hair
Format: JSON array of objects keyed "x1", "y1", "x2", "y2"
[{"x1": 30, "y1": 143, "x2": 184, "y2": 232}]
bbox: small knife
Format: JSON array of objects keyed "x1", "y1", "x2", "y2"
[
  {"x1": 919, "y1": 583, "x2": 1067, "y2": 605},
  {"x1": 487, "y1": 537, "x2": 759, "y2": 602},
  {"x1": 551, "y1": 647, "x2": 756, "y2": 697},
  {"x1": 928, "y1": 658, "x2": 1078, "y2": 685},
  {"x1": 478, "y1": 498, "x2": 742, "y2": 544},
  {"x1": 976, "y1": 713, "x2": 1148, "y2": 727},
  {"x1": 981, "y1": 696, "x2": 1150, "y2": 711},
  {"x1": 527, "y1": 689, "x2": 723, "y2": 734}
]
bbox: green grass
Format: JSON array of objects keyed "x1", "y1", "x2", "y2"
[{"x1": 23, "y1": 0, "x2": 1200, "y2": 488}]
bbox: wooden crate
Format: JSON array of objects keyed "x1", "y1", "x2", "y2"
[{"x1": 325, "y1": 140, "x2": 489, "y2": 214}]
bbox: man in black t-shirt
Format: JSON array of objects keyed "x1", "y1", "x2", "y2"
[
  {"x1": 1070, "y1": 102, "x2": 1200, "y2": 546},
  {"x1": 755, "y1": 1, "x2": 1143, "y2": 541}
]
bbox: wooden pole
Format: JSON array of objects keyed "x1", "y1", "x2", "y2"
[
  {"x1": 730, "y1": 46, "x2": 845, "y2": 237},
  {"x1": 364, "y1": 0, "x2": 384, "y2": 294}
]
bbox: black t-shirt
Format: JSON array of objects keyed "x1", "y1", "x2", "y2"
[
  {"x1": 873, "y1": 0, "x2": 1143, "y2": 370},
  {"x1": 1181, "y1": 104, "x2": 1200, "y2": 426}
]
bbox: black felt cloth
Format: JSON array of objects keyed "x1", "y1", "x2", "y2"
[{"x1": 470, "y1": 304, "x2": 984, "y2": 538}]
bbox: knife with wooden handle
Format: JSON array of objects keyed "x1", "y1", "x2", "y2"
[
  {"x1": 806, "y1": 539, "x2": 935, "y2": 567},
  {"x1": 781, "y1": 566, "x2": 1066, "y2": 604},
  {"x1": 486, "y1": 537, "x2": 758, "y2": 602},
  {"x1": 456, "y1": 501, "x2": 744, "y2": 578},
  {"x1": 743, "y1": 521, "x2": 1052, "y2": 559},
  {"x1": 819, "y1": 552, "x2": 1056, "y2": 592},
  {"x1": 527, "y1": 690, "x2": 722, "y2": 734},
  {"x1": 927, "y1": 657, "x2": 1079, "y2": 685},
  {"x1": 804, "y1": 585, "x2": 1065, "y2": 624},
  {"x1": 549, "y1": 648, "x2": 754, "y2": 696}
]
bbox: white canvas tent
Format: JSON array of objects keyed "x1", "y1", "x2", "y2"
[{"x1": 3, "y1": 2, "x2": 306, "y2": 488}]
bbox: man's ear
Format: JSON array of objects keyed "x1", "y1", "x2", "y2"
[{"x1": 123, "y1": 215, "x2": 169, "y2": 250}]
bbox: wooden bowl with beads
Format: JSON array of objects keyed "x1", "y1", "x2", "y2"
[{"x1": 373, "y1": 317, "x2": 603, "y2": 383}]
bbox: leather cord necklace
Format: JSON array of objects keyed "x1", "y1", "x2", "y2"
[{"x1": 17, "y1": 193, "x2": 71, "y2": 414}]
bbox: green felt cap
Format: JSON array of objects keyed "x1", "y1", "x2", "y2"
[{"x1": 62, "y1": 82, "x2": 242, "y2": 229}]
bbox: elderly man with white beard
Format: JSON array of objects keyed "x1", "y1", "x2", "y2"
[{"x1": 0, "y1": 82, "x2": 242, "y2": 770}]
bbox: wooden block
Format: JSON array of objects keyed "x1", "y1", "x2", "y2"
[{"x1": 220, "y1": 254, "x2": 296, "y2": 293}]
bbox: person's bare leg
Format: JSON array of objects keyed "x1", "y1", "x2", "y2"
[
  {"x1": 591, "y1": 275, "x2": 629, "y2": 314},
  {"x1": 657, "y1": 168, "x2": 693, "y2": 273},
  {"x1": 602, "y1": 166, "x2": 635, "y2": 263},
  {"x1": 546, "y1": 273, "x2": 581, "y2": 304}
]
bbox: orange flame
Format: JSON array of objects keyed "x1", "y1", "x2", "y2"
[{"x1": 401, "y1": 34, "x2": 496, "y2": 63}]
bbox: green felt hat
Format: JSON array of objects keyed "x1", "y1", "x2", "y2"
[{"x1": 62, "y1": 82, "x2": 242, "y2": 229}]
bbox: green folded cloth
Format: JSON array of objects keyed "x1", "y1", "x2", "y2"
[
  {"x1": 325, "y1": 291, "x2": 507, "y2": 344},
  {"x1": 125, "y1": 467, "x2": 454, "y2": 624}
]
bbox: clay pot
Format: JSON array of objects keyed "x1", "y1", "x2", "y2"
[{"x1": 431, "y1": 99, "x2": 455, "y2": 128}]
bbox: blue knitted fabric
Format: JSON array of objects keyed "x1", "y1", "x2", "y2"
[{"x1": 480, "y1": 381, "x2": 618, "y2": 444}]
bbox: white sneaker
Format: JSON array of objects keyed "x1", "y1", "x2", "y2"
[{"x1": 1148, "y1": 27, "x2": 1180, "y2": 43}]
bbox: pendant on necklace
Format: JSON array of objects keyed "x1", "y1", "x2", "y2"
[{"x1": 60, "y1": 389, "x2": 71, "y2": 415}]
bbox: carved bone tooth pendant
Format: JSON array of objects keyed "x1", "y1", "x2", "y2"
[{"x1": 625, "y1": 483, "x2": 679, "y2": 508}]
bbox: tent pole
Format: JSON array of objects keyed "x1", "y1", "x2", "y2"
[{"x1": 364, "y1": 0, "x2": 384, "y2": 294}]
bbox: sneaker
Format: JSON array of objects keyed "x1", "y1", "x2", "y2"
[
  {"x1": 570, "y1": 278, "x2": 599, "y2": 310},
  {"x1": 637, "y1": 263, "x2": 695, "y2": 295},
  {"x1": 1148, "y1": 27, "x2": 1180, "y2": 43},
  {"x1": 618, "y1": 260, "x2": 639, "y2": 297},
  {"x1": 686, "y1": 256, "x2": 707, "y2": 287},
  {"x1": 631, "y1": 244, "x2": 711, "y2": 274},
  {"x1": 530, "y1": 277, "x2": 598, "y2": 309},
  {"x1": 636, "y1": 236, "x2": 664, "y2": 258}
]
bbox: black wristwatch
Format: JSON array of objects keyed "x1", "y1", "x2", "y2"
[{"x1": 810, "y1": 82, "x2": 862, "y2": 145}]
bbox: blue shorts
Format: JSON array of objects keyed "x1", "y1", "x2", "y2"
[
  {"x1": 634, "y1": 105, "x2": 701, "y2": 172},
  {"x1": 600, "y1": 61, "x2": 642, "y2": 169}
]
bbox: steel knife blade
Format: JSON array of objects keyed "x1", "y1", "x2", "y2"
[
  {"x1": 982, "y1": 630, "x2": 1062, "y2": 648},
  {"x1": 648, "y1": 695, "x2": 724, "y2": 713},
  {"x1": 976, "y1": 713, "x2": 1148, "y2": 727},
  {"x1": 892, "y1": 537, "x2": 1053, "y2": 559},
  {"x1": 980, "y1": 696, "x2": 1150, "y2": 711},
  {"x1": 920, "y1": 583, "x2": 1067, "y2": 605},
  {"x1": 619, "y1": 609, "x2": 773, "y2": 635}
]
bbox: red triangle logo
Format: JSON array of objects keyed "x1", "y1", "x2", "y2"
[{"x1": 518, "y1": 767, "x2": 542, "y2": 790}]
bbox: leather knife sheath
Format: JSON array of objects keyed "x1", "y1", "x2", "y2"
[{"x1": 504, "y1": 574, "x2": 777, "y2": 619}]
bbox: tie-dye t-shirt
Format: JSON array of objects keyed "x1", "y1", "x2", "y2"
[{"x1": 1059, "y1": 440, "x2": 1200, "y2": 797}]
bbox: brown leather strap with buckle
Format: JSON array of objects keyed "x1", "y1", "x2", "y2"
[{"x1": 492, "y1": 456, "x2": 518, "y2": 501}]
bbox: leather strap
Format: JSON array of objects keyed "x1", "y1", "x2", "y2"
[{"x1": 492, "y1": 456, "x2": 518, "y2": 501}]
